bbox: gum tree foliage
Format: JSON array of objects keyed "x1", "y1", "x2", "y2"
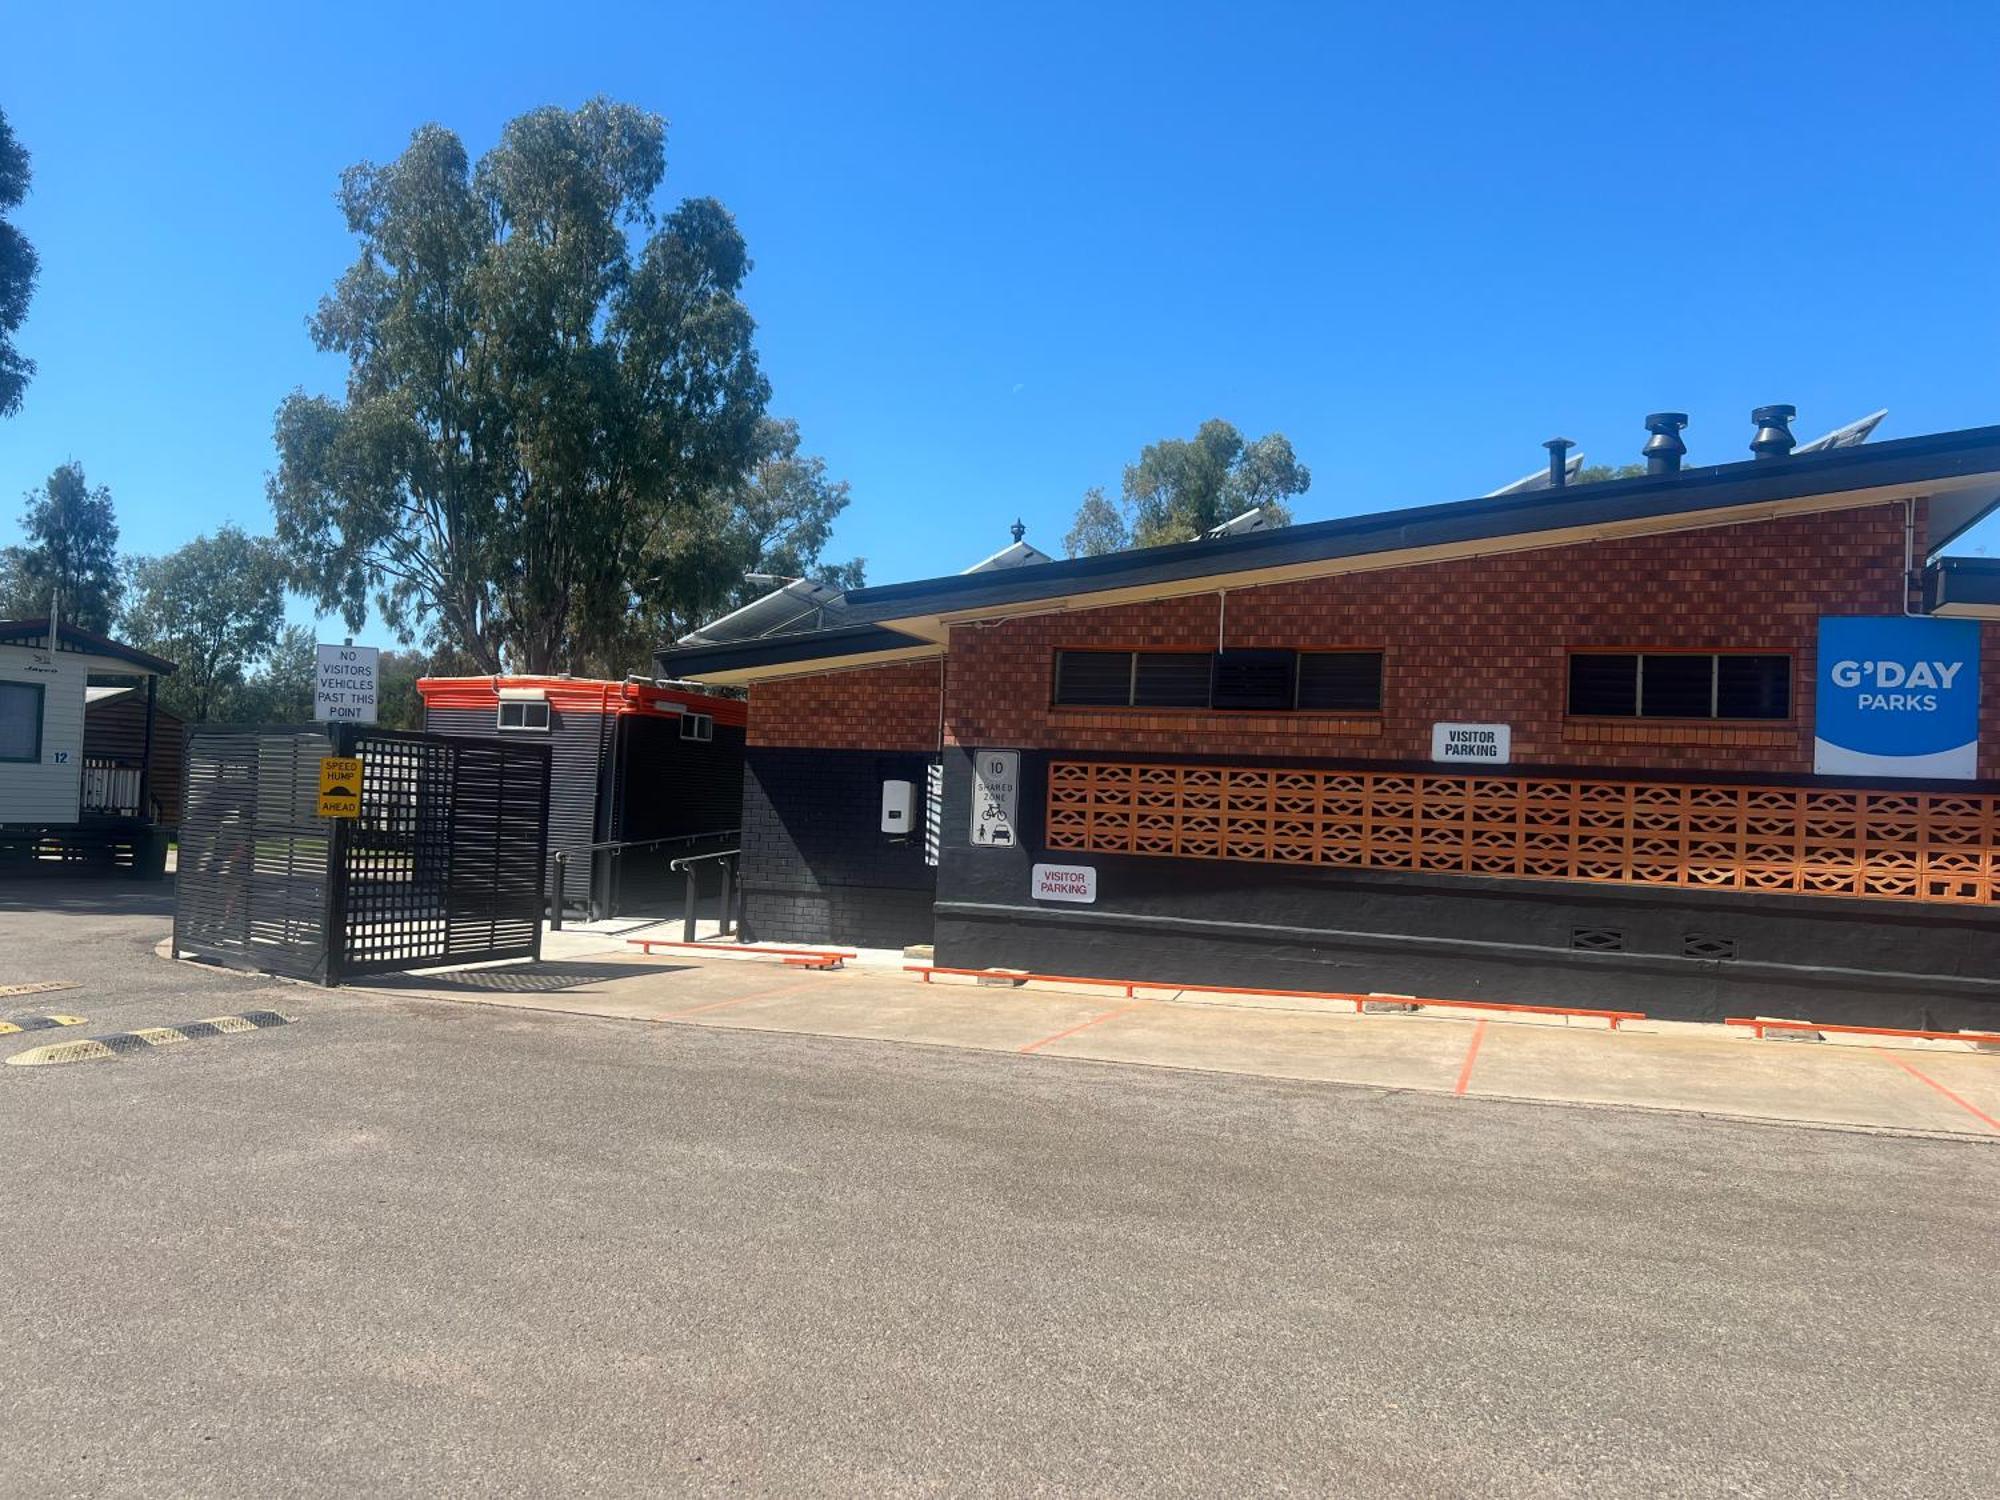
[
  {"x1": 567, "y1": 413, "x2": 866, "y2": 673},
  {"x1": 1062, "y1": 420, "x2": 1312, "y2": 555},
  {"x1": 270, "y1": 100, "x2": 774, "y2": 675},
  {"x1": 0, "y1": 462, "x2": 122, "y2": 631},
  {"x1": 121, "y1": 527, "x2": 288, "y2": 723},
  {"x1": 216, "y1": 623, "x2": 318, "y2": 724},
  {"x1": 1574, "y1": 462, "x2": 1647, "y2": 484},
  {"x1": 1062, "y1": 485, "x2": 1127, "y2": 559},
  {"x1": 0, "y1": 107, "x2": 35, "y2": 418},
  {"x1": 731, "y1": 419, "x2": 866, "y2": 601}
]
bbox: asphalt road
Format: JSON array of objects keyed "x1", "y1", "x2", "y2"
[{"x1": 3, "y1": 880, "x2": 1997, "y2": 1497}]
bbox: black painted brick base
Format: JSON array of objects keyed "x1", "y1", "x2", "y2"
[
  {"x1": 930, "y1": 744, "x2": 2000, "y2": 1031},
  {"x1": 738, "y1": 746, "x2": 936, "y2": 950}
]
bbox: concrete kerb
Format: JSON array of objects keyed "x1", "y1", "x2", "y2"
[
  {"x1": 908, "y1": 965, "x2": 2000, "y2": 1056},
  {"x1": 148, "y1": 936, "x2": 2000, "y2": 1064},
  {"x1": 144, "y1": 931, "x2": 2000, "y2": 1067},
  {"x1": 908, "y1": 964, "x2": 1638, "y2": 1032},
  {"x1": 136, "y1": 940, "x2": 1987, "y2": 1141}
]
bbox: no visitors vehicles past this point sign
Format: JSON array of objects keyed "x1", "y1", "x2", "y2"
[{"x1": 315, "y1": 644, "x2": 380, "y2": 724}]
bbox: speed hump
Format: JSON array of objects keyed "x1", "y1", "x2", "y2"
[{"x1": 316, "y1": 756, "x2": 363, "y2": 819}]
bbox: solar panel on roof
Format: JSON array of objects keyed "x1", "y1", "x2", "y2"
[
  {"x1": 1796, "y1": 409, "x2": 1888, "y2": 453},
  {"x1": 1485, "y1": 453, "x2": 1584, "y2": 497},
  {"x1": 1203, "y1": 508, "x2": 1277, "y2": 539},
  {"x1": 677, "y1": 578, "x2": 850, "y2": 645}
]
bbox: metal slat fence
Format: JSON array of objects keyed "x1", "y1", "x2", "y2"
[
  {"x1": 175, "y1": 725, "x2": 550, "y2": 983},
  {"x1": 175, "y1": 727, "x2": 334, "y2": 981}
]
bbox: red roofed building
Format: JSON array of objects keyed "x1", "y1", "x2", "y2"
[{"x1": 417, "y1": 675, "x2": 746, "y2": 919}]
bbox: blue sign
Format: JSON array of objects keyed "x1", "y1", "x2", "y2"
[{"x1": 1814, "y1": 616, "x2": 1981, "y2": 778}]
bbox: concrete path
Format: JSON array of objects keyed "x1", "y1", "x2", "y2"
[{"x1": 350, "y1": 948, "x2": 2000, "y2": 1140}]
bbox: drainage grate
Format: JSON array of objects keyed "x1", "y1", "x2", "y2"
[
  {"x1": 1682, "y1": 933, "x2": 1738, "y2": 961},
  {"x1": 1569, "y1": 926, "x2": 1625, "y2": 953}
]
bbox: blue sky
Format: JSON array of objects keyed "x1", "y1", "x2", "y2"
[{"x1": 4, "y1": 2, "x2": 1998, "y2": 647}]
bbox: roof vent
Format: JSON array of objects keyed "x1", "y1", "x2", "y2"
[
  {"x1": 1643, "y1": 412, "x2": 1689, "y2": 476},
  {"x1": 1542, "y1": 437, "x2": 1575, "y2": 490},
  {"x1": 1751, "y1": 404, "x2": 1797, "y2": 460}
]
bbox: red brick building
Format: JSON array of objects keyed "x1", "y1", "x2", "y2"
[{"x1": 662, "y1": 415, "x2": 2000, "y2": 1027}]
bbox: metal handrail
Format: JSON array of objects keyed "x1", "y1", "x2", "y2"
[
  {"x1": 667, "y1": 847, "x2": 740, "y2": 872},
  {"x1": 566, "y1": 828, "x2": 738, "y2": 858},
  {"x1": 549, "y1": 828, "x2": 740, "y2": 929},
  {"x1": 670, "y1": 848, "x2": 741, "y2": 942}
]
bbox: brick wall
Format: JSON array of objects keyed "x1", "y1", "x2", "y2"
[
  {"x1": 739, "y1": 747, "x2": 936, "y2": 948},
  {"x1": 943, "y1": 501, "x2": 2000, "y2": 778},
  {"x1": 748, "y1": 660, "x2": 943, "y2": 751},
  {"x1": 739, "y1": 664, "x2": 944, "y2": 947}
]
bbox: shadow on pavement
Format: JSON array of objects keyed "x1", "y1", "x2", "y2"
[
  {"x1": 355, "y1": 960, "x2": 693, "y2": 995},
  {"x1": 0, "y1": 875, "x2": 179, "y2": 918}
]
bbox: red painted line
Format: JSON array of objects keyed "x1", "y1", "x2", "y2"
[
  {"x1": 1871, "y1": 1047, "x2": 2000, "y2": 1134},
  {"x1": 664, "y1": 978, "x2": 832, "y2": 1021},
  {"x1": 1453, "y1": 1020, "x2": 1489, "y2": 1097},
  {"x1": 1018, "y1": 1001, "x2": 1150, "y2": 1055}
]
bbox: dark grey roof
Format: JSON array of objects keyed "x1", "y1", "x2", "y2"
[
  {"x1": 833, "y1": 423, "x2": 2000, "y2": 626},
  {"x1": 1928, "y1": 555, "x2": 2000, "y2": 613},
  {"x1": 0, "y1": 619, "x2": 176, "y2": 674},
  {"x1": 657, "y1": 622, "x2": 931, "y2": 678},
  {"x1": 657, "y1": 421, "x2": 2000, "y2": 679}
]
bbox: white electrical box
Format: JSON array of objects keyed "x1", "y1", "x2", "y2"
[{"x1": 880, "y1": 779, "x2": 915, "y2": 835}]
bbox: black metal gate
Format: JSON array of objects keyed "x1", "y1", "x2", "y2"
[
  {"x1": 175, "y1": 725, "x2": 338, "y2": 981},
  {"x1": 175, "y1": 724, "x2": 550, "y2": 984}
]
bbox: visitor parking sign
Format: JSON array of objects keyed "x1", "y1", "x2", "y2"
[{"x1": 1814, "y1": 616, "x2": 1980, "y2": 778}]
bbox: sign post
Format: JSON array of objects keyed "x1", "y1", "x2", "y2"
[
  {"x1": 314, "y1": 644, "x2": 380, "y2": 725},
  {"x1": 1813, "y1": 617, "x2": 1981, "y2": 778}
]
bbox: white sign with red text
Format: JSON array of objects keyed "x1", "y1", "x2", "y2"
[{"x1": 1031, "y1": 862, "x2": 1097, "y2": 904}]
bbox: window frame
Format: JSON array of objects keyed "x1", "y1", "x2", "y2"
[
  {"x1": 1050, "y1": 646, "x2": 1385, "y2": 715},
  {"x1": 1294, "y1": 648, "x2": 1386, "y2": 714},
  {"x1": 0, "y1": 680, "x2": 45, "y2": 763},
  {"x1": 496, "y1": 699, "x2": 552, "y2": 732},
  {"x1": 680, "y1": 712, "x2": 714, "y2": 742},
  {"x1": 1565, "y1": 649, "x2": 1793, "y2": 722}
]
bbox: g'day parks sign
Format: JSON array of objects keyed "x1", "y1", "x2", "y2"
[
  {"x1": 1814, "y1": 616, "x2": 1980, "y2": 778},
  {"x1": 314, "y1": 644, "x2": 380, "y2": 725}
]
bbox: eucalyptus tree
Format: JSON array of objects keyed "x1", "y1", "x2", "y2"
[
  {"x1": 270, "y1": 99, "x2": 771, "y2": 673},
  {"x1": 0, "y1": 107, "x2": 35, "y2": 418},
  {"x1": 0, "y1": 462, "x2": 122, "y2": 630},
  {"x1": 121, "y1": 527, "x2": 287, "y2": 723},
  {"x1": 1061, "y1": 420, "x2": 1312, "y2": 555}
]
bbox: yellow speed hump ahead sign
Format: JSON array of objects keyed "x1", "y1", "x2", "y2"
[{"x1": 317, "y1": 756, "x2": 363, "y2": 819}]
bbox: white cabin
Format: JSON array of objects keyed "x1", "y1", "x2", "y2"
[{"x1": 0, "y1": 619, "x2": 175, "y2": 831}]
